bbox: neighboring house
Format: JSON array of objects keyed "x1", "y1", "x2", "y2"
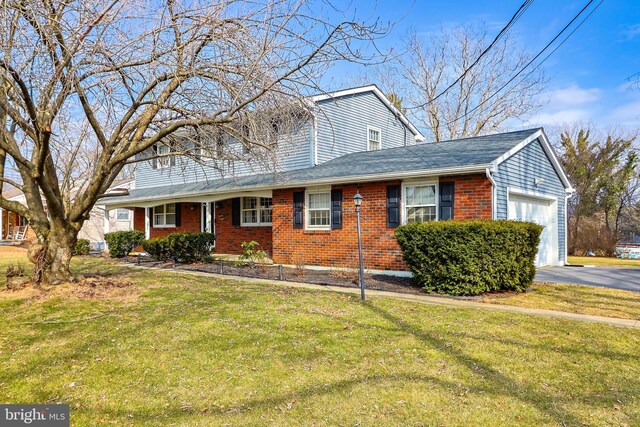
[
  {"x1": 0, "y1": 180, "x2": 134, "y2": 251},
  {"x1": 78, "y1": 180, "x2": 135, "y2": 252},
  {"x1": 0, "y1": 187, "x2": 37, "y2": 243},
  {"x1": 103, "y1": 85, "x2": 573, "y2": 273}
]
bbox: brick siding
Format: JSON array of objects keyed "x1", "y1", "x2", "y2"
[
  {"x1": 272, "y1": 174, "x2": 492, "y2": 271},
  {"x1": 132, "y1": 174, "x2": 492, "y2": 270},
  {"x1": 133, "y1": 201, "x2": 273, "y2": 256}
]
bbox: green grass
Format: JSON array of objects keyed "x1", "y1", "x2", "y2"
[
  {"x1": 569, "y1": 255, "x2": 640, "y2": 268},
  {"x1": 1, "y1": 252, "x2": 639, "y2": 425},
  {"x1": 482, "y1": 282, "x2": 640, "y2": 320}
]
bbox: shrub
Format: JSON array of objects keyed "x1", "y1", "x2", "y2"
[
  {"x1": 104, "y1": 230, "x2": 145, "y2": 258},
  {"x1": 236, "y1": 240, "x2": 267, "y2": 266},
  {"x1": 395, "y1": 220, "x2": 543, "y2": 296},
  {"x1": 143, "y1": 232, "x2": 215, "y2": 263},
  {"x1": 73, "y1": 239, "x2": 91, "y2": 256}
]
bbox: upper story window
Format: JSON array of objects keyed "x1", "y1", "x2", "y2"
[
  {"x1": 153, "y1": 203, "x2": 176, "y2": 227},
  {"x1": 306, "y1": 189, "x2": 331, "y2": 229},
  {"x1": 116, "y1": 209, "x2": 130, "y2": 221},
  {"x1": 155, "y1": 143, "x2": 173, "y2": 169},
  {"x1": 404, "y1": 182, "x2": 437, "y2": 223},
  {"x1": 241, "y1": 197, "x2": 272, "y2": 226},
  {"x1": 368, "y1": 126, "x2": 381, "y2": 151}
]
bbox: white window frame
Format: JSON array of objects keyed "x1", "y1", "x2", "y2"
[
  {"x1": 305, "y1": 187, "x2": 331, "y2": 230},
  {"x1": 116, "y1": 208, "x2": 130, "y2": 222},
  {"x1": 241, "y1": 197, "x2": 272, "y2": 227},
  {"x1": 156, "y1": 143, "x2": 172, "y2": 169},
  {"x1": 402, "y1": 180, "x2": 439, "y2": 224},
  {"x1": 153, "y1": 203, "x2": 177, "y2": 228},
  {"x1": 367, "y1": 125, "x2": 381, "y2": 151}
]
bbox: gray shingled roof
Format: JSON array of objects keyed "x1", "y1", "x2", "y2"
[{"x1": 104, "y1": 128, "x2": 541, "y2": 206}]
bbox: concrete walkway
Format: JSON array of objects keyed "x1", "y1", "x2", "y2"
[{"x1": 127, "y1": 264, "x2": 640, "y2": 329}]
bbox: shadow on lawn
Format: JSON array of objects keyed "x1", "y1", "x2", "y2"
[{"x1": 363, "y1": 303, "x2": 585, "y2": 427}]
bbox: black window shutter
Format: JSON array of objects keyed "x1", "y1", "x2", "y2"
[
  {"x1": 293, "y1": 191, "x2": 304, "y2": 229},
  {"x1": 386, "y1": 185, "x2": 401, "y2": 228},
  {"x1": 231, "y1": 198, "x2": 241, "y2": 226},
  {"x1": 331, "y1": 189, "x2": 342, "y2": 229},
  {"x1": 439, "y1": 182, "x2": 455, "y2": 220},
  {"x1": 152, "y1": 145, "x2": 158, "y2": 169},
  {"x1": 175, "y1": 203, "x2": 182, "y2": 227}
]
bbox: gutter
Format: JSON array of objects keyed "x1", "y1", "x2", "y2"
[
  {"x1": 485, "y1": 167, "x2": 497, "y2": 220},
  {"x1": 104, "y1": 164, "x2": 493, "y2": 208}
]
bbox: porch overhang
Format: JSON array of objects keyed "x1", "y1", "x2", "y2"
[{"x1": 102, "y1": 164, "x2": 492, "y2": 209}]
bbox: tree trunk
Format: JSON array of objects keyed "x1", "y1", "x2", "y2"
[{"x1": 30, "y1": 226, "x2": 78, "y2": 285}]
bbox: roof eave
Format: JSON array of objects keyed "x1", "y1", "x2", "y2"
[{"x1": 103, "y1": 164, "x2": 492, "y2": 208}]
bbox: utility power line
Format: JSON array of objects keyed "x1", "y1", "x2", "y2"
[
  {"x1": 443, "y1": 0, "x2": 604, "y2": 127},
  {"x1": 408, "y1": 0, "x2": 535, "y2": 110}
]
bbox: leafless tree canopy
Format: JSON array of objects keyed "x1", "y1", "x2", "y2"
[
  {"x1": 0, "y1": 0, "x2": 389, "y2": 282},
  {"x1": 374, "y1": 24, "x2": 545, "y2": 142}
]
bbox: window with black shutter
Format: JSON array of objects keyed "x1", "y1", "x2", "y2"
[
  {"x1": 293, "y1": 191, "x2": 304, "y2": 229},
  {"x1": 386, "y1": 185, "x2": 401, "y2": 228},
  {"x1": 331, "y1": 189, "x2": 342, "y2": 229},
  {"x1": 439, "y1": 182, "x2": 455, "y2": 220}
]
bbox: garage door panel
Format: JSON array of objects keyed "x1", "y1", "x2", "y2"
[{"x1": 508, "y1": 194, "x2": 558, "y2": 267}]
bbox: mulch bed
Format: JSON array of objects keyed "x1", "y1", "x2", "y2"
[{"x1": 122, "y1": 255, "x2": 428, "y2": 296}]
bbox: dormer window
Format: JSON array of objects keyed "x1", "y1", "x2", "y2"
[{"x1": 368, "y1": 126, "x2": 381, "y2": 151}]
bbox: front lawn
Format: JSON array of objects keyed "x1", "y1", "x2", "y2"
[
  {"x1": 1, "y1": 255, "x2": 639, "y2": 426},
  {"x1": 482, "y1": 282, "x2": 640, "y2": 320},
  {"x1": 569, "y1": 255, "x2": 640, "y2": 268}
]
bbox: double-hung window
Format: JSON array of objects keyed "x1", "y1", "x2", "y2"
[
  {"x1": 404, "y1": 183, "x2": 437, "y2": 223},
  {"x1": 156, "y1": 144, "x2": 172, "y2": 169},
  {"x1": 153, "y1": 203, "x2": 176, "y2": 227},
  {"x1": 306, "y1": 190, "x2": 331, "y2": 229},
  {"x1": 367, "y1": 126, "x2": 381, "y2": 151},
  {"x1": 241, "y1": 197, "x2": 272, "y2": 226}
]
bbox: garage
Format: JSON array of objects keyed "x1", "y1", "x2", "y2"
[{"x1": 508, "y1": 193, "x2": 558, "y2": 267}]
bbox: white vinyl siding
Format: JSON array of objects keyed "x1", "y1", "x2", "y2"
[{"x1": 153, "y1": 203, "x2": 176, "y2": 227}]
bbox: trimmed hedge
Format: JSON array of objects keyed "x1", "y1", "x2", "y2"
[
  {"x1": 142, "y1": 232, "x2": 215, "y2": 263},
  {"x1": 395, "y1": 220, "x2": 543, "y2": 296},
  {"x1": 73, "y1": 239, "x2": 91, "y2": 256},
  {"x1": 104, "y1": 230, "x2": 145, "y2": 258}
]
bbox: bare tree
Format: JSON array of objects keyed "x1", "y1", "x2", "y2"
[
  {"x1": 374, "y1": 24, "x2": 545, "y2": 141},
  {"x1": 0, "y1": 0, "x2": 388, "y2": 284}
]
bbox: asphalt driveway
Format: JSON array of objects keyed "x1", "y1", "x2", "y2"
[{"x1": 535, "y1": 267, "x2": 640, "y2": 292}]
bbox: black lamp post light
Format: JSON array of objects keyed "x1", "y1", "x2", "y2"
[{"x1": 353, "y1": 192, "x2": 365, "y2": 301}]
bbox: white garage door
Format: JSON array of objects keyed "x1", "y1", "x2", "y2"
[{"x1": 508, "y1": 193, "x2": 558, "y2": 267}]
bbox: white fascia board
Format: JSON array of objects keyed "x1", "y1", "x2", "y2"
[
  {"x1": 311, "y1": 85, "x2": 425, "y2": 142},
  {"x1": 492, "y1": 129, "x2": 574, "y2": 192},
  {"x1": 103, "y1": 164, "x2": 492, "y2": 208}
]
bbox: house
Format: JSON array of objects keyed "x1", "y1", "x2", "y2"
[
  {"x1": 103, "y1": 85, "x2": 573, "y2": 272},
  {"x1": 0, "y1": 179, "x2": 135, "y2": 251}
]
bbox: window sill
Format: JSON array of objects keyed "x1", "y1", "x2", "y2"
[
  {"x1": 153, "y1": 225, "x2": 177, "y2": 228},
  {"x1": 241, "y1": 223, "x2": 273, "y2": 227}
]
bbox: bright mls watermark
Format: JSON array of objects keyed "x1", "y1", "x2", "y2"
[{"x1": 1, "y1": 405, "x2": 69, "y2": 426}]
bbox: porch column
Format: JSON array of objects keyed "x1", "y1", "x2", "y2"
[
  {"x1": 0, "y1": 207, "x2": 3, "y2": 240},
  {"x1": 103, "y1": 207, "x2": 110, "y2": 235},
  {"x1": 205, "y1": 202, "x2": 213, "y2": 233},
  {"x1": 145, "y1": 207, "x2": 151, "y2": 239}
]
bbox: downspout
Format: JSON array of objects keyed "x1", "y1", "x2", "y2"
[
  {"x1": 485, "y1": 167, "x2": 497, "y2": 220},
  {"x1": 564, "y1": 188, "x2": 575, "y2": 265}
]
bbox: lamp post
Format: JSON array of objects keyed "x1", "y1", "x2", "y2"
[{"x1": 353, "y1": 192, "x2": 365, "y2": 301}]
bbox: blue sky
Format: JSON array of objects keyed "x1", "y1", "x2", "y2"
[{"x1": 326, "y1": 0, "x2": 640, "y2": 133}]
